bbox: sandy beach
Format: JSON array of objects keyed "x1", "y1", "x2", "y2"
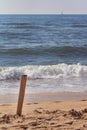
[{"x1": 0, "y1": 92, "x2": 87, "y2": 130}]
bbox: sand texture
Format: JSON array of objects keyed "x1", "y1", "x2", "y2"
[{"x1": 0, "y1": 100, "x2": 87, "y2": 129}]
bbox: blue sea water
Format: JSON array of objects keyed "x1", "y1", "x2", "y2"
[{"x1": 0, "y1": 14, "x2": 87, "y2": 94}]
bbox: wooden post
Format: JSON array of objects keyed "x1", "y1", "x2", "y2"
[{"x1": 17, "y1": 75, "x2": 27, "y2": 116}]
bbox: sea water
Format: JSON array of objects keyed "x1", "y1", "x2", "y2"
[{"x1": 0, "y1": 15, "x2": 87, "y2": 94}]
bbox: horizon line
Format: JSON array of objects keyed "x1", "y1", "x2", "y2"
[{"x1": 0, "y1": 13, "x2": 87, "y2": 15}]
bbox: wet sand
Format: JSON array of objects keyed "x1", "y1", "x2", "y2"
[{"x1": 0, "y1": 91, "x2": 87, "y2": 103}]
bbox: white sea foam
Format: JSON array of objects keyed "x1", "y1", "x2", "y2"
[{"x1": 0, "y1": 63, "x2": 87, "y2": 80}]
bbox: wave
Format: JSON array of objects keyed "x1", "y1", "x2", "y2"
[
  {"x1": 0, "y1": 63, "x2": 87, "y2": 80},
  {"x1": 72, "y1": 24, "x2": 87, "y2": 28},
  {"x1": 0, "y1": 32, "x2": 32, "y2": 38},
  {"x1": 1, "y1": 46, "x2": 87, "y2": 56},
  {"x1": 2, "y1": 22, "x2": 44, "y2": 30}
]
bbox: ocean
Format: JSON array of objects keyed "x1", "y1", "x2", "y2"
[{"x1": 0, "y1": 14, "x2": 87, "y2": 94}]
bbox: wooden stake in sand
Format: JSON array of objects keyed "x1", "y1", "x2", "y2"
[{"x1": 17, "y1": 75, "x2": 27, "y2": 116}]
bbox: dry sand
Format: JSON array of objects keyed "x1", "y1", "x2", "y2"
[{"x1": 0, "y1": 92, "x2": 87, "y2": 130}]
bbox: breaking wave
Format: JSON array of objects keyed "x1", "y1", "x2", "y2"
[{"x1": 0, "y1": 63, "x2": 87, "y2": 80}]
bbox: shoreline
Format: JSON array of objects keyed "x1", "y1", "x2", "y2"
[{"x1": 0, "y1": 91, "x2": 87, "y2": 103}]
